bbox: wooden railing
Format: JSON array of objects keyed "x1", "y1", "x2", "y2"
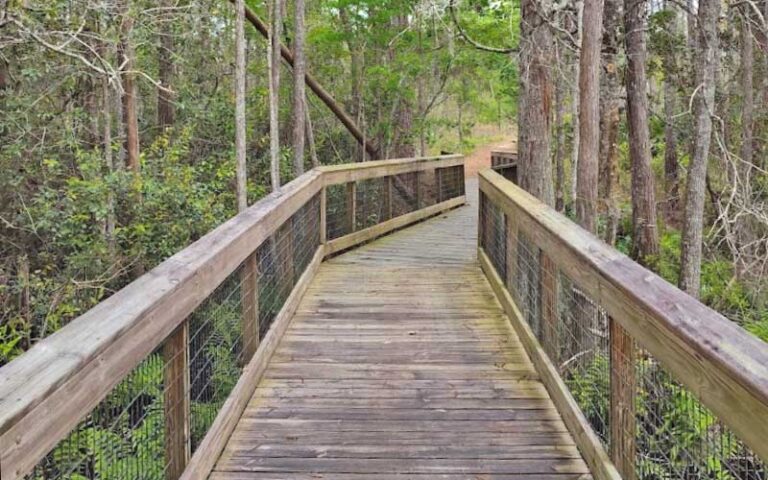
[
  {"x1": 0, "y1": 155, "x2": 465, "y2": 480},
  {"x1": 478, "y1": 168, "x2": 768, "y2": 480}
]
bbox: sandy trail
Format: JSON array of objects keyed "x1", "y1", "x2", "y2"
[{"x1": 464, "y1": 139, "x2": 516, "y2": 178}]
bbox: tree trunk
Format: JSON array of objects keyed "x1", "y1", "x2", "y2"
[
  {"x1": 680, "y1": 0, "x2": 719, "y2": 296},
  {"x1": 625, "y1": 0, "x2": 659, "y2": 264},
  {"x1": 292, "y1": 0, "x2": 306, "y2": 176},
  {"x1": 268, "y1": 0, "x2": 282, "y2": 190},
  {"x1": 235, "y1": 0, "x2": 248, "y2": 211},
  {"x1": 736, "y1": 13, "x2": 755, "y2": 278},
  {"x1": 569, "y1": 2, "x2": 583, "y2": 208},
  {"x1": 575, "y1": 0, "x2": 603, "y2": 233},
  {"x1": 118, "y1": 7, "x2": 140, "y2": 173},
  {"x1": 599, "y1": 0, "x2": 621, "y2": 245},
  {"x1": 157, "y1": 0, "x2": 176, "y2": 131},
  {"x1": 554, "y1": 53, "x2": 567, "y2": 213},
  {"x1": 518, "y1": 0, "x2": 555, "y2": 206}
]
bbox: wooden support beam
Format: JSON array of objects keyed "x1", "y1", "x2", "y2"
[
  {"x1": 505, "y1": 210, "x2": 518, "y2": 299},
  {"x1": 384, "y1": 177, "x2": 393, "y2": 221},
  {"x1": 610, "y1": 319, "x2": 636, "y2": 479},
  {"x1": 346, "y1": 182, "x2": 357, "y2": 234},
  {"x1": 241, "y1": 254, "x2": 259, "y2": 363},
  {"x1": 163, "y1": 323, "x2": 190, "y2": 480}
]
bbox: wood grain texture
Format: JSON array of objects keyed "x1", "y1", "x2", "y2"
[
  {"x1": 211, "y1": 180, "x2": 590, "y2": 478},
  {"x1": 479, "y1": 169, "x2": 768, "y2": 462}
]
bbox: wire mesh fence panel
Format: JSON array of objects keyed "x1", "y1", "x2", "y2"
[
  {"x1": 29, "y1": 355, "x2": 168, "y2": 480},
  {"x1": 325, "y1": 183, "x2": 352, "y2": 241},
  {"x1": 391, "y1": 172, "x2": 418, "y2": 218},
  {"x1": 479, "y1": 191, "x2": 506, "y2": 282},
  {"x1": 632, "y1": 351, "x2": 767, "y2": 480},
  {"x1": 480, "y1": 188, "x2": 768, "y2": 480},
  {"x1": 438, "y1": 165, "x2": 465, "y2": 201},
  {"x1": 355, "y1": 178, "x2": 386, "y2": 231},
  {"x1": 418, "y1": 170, "x2": 438, "y2": 209}
]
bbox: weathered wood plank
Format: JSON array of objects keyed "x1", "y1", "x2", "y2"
[
  {"x1": 211, "y1": 182, "x2": 591, "y2": 479},
  {"x1": 480, "y1": 169, "x2": 768, "y2": 462}
]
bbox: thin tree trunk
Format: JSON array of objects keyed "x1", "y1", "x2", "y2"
[
  {"x1": 235, "y1": 0, "x2": 248, "y2": 211},
  {"x1": 292, "y1": 0, "x2": 306, "y2": 176},
  {"x1": 305, "y1": 98, "x2": 319, "y2": 168},
  {"x1": 600, "y1": 0, "x2": 621, "y2": 245},
  {"x1": 680, "y1": 0, "x2": 719, "y2": 296},
  {"x1": 662, "y1": 5, "x2": 680, "y2": 230},
  {"x1": 575, "y1": 0, "x2": 603, "y2": 233},
  {"x1": 157, "y1": 0, "x2": 176, "y2": 131},
  {"x1": 268, "y1": 0, "x2": 282, "y2": 190},
  {"x1": 118, "y1": 6, "x2": 140, "y2": 173},
  {"x1": 736, "y1": 13, "x2": 755, "y2": 278},
  {"x1": 103, "y1": 73, "x2": 116, "y2": 256},
  {"x1": 625, "y1": 0, "x2": 659, "y2": 264},
  {"x1": 555, "y1": 62, "x2": 567, "y2": 213},
  {"x1": 570, "y1": 2, "x2": 583, "y2": 207}
]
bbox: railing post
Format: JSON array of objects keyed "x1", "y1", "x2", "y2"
[
  {"x1": 505, "y1": 210, "x2": 518, "y2": 299},
  {"x1": 540, "y1": 252, "x2": 559, "y2": 361},
  {"x1": 346, "y1": 181, "x2": 356, "y2": 233},
  {"x1": 610, "y1": 318, "x2": 636, "y2": 479},
  {"x1": 163, "y1": 322, "x2": 190, "y2": 480},
  {"x1": 436, "y1": 168, "x2": 443, "y2": 203},
  {"x1": 320, "y1": 186, "x2": 327, "y2": 243},
  {"x1": 383, "y1": 177, "x2": 393, "y2": 221},
  {"x1": 415, "y1": 172, "x2": 422, "y2": 209},
  {"x1": 242, "y1": 253, "x2": 260, "y2": 362}
]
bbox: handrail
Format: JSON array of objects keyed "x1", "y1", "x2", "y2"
[
  {"x1": 0, "y1": 154, "x2": 465, "y2": 480},
  {"x1": 478, "y1": 168, "x2": 768, "y2": 477}
]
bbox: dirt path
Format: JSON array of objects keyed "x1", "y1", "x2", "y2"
[{"x1": 464, "y1": 139, "x2": 516, "y2": 178}]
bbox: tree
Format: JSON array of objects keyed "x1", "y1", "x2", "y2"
[
  {"x1": 599, "y1": 0, "x2": 621, "y2": 244},
  {"x1": 157, "y1": 0, "x2": 176, "y2": 131},
  {"x1": 625, "y1": 0, "x2": 659, "y2": 263},
  {"x1": 518, "y1": 0, "x2": 554, "y2": 206},
  {"x1": 235, "y1": 0, "x2": 247, "y2": 211},
  {"x1": 292, "y1": 0, "x2": 306, "y2": 176},
  {"x1": 680, "y1": 0, "x2": 719, "y2": 297},
  {"x1": 268, "y1": 0, "x2": 282, "y2": 189},
  {"x1": 118, "y1": 1, "x2": 140, "y2": 173},
  {"x1": 575, "y1": 0, "x2": 604, "y2": 233}
]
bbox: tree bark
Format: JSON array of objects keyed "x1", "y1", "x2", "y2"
[
  {"x1": 268, "y1": 0, "x2": 282, "y2": 190},
  {"x1": 518, "y1": 0, "x2": 555, "y2": 206},
  {"x1": 575, "y1": 0, "x2": 603, "y2": 233},
  {"x1": 235, "y1": 0, "x2": 248, "y2": 211},
  {"x1": 680, "y1": 0, "x2": 719, "y2": 296},
  {"x1": 292, "y1": 0, "x2": 306, "y2": 176},
  {"x1": 625, "y1": 0, "x2": 659, "y2": 264},
  {"x1": 157, "y1": 0, "x2": 176, "y2": 131},
  {"x1": 599, "y1": 0, "x2": 621, "y2": 244},
  {"x1": 118, "y1": 6, "x2": 140, "y2": 173}
]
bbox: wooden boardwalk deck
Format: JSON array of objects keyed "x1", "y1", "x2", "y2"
[{"x1": 210, "y1": 180, "x2": 591, "y2": 479}]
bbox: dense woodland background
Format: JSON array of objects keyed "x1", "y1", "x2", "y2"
[{"x1": 0, "y1": 0, "x2": 767, "y2": 363}]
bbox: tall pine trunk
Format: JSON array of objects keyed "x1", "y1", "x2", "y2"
[
  {"x1": 625, "y1": 0, "x2": 659, "y2": 264},
  {"x1": 235, "y1": 0, "x2": 247, "y2": 211},
  {"x1": 575, "y1": 0, "x2": 603, "y2": 233},
  {"x1": 680, "y1": 0, "x2": 719, "y2": 296},
  {"x1": 118, "y1": 5, "x2": 140, "y2": 173},
  {"x1": 292, "y1": 0, "x2": 306, "y2": 176},
  {"x1": 519, "y1": 0, "x2": 554, "y2": 206},
  {"x1": 599, "y1": 0, "x2": 621, "y2": 245},
  {"x1": 268, "y1": 0, "x2": 282, "y2": 189}
]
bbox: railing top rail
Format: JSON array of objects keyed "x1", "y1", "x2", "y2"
[
  {"x1": 479, "y1": 167, "x2": 768, "y2": 461},
  {"x1": 319, "y1": 154, "x2": 464, "y2": 184},
  {"x1": 0, "y1": 154, "x2": 465, "y2": 473}
]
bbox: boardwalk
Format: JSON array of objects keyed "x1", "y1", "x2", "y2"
[{"x1": 210, "y1": 181, "x2": 591, "y2": 479}]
